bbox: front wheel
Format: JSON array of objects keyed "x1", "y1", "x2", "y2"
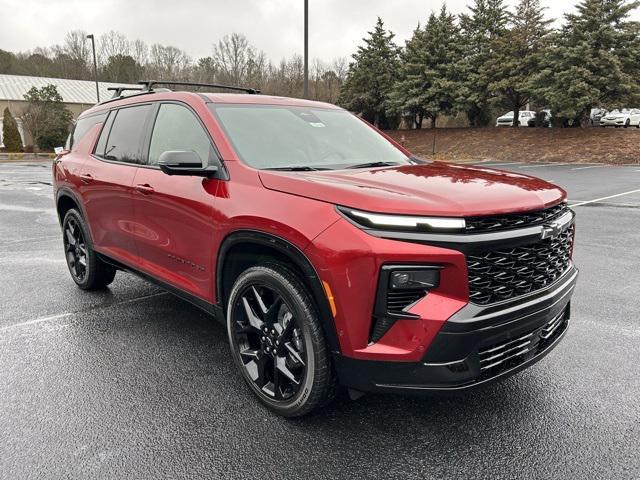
[{"x1": 226, "y1": 264, "x2": 336, "y2": 417}]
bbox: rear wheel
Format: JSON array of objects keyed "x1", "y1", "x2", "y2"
[
  {"x1": 226, "y1": 264, "x2": 336, "y2": 417},
  {"x1": 625, "y1": 119, "x2": 630, "y2": 128},
  {"x1": 62, "y1": 209, "x2": 116, "y2": 290}
]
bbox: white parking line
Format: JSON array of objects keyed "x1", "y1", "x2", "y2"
[
  {"x1": 478, "y1": 162, "x2": 523, "y2": 166},
  {"x1": 570, "y1": 189, "x2": 640, "y2": 207},
  {"x1": 519, "y1": 163, "x2": 572, "y2": 168},
  {"x1": 572, "y1": 165, "x2": 606, "y2": 171},
  {"x1": 0, "y1": 291, "x2": 168, "y2": 333}
]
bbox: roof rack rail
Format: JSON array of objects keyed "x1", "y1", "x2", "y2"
[
  {"x1": 106, "y1": 86, "x2": 145, "y2": 99},
  {"x1": 138, "y1": 80, "x2": 260, "y2": 94}
]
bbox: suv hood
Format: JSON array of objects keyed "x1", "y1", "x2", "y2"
[{"x1": 258, "y1": 162, "x2": 565, "y2": 217}]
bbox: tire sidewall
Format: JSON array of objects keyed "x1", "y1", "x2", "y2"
[{"x1": 226, "y1": 266, "x2": 320, "y2": 416}]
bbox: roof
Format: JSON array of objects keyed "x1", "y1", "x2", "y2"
[
  {"x1": 202, "y1": 93, "x2": 339, "y2": 109},
  {"x1": 0, "y1": 74, "x2": 138, "y2": 105}
]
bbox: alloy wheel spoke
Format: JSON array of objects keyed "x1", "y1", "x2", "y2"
[
  {"x1": 276, "y1": 355, "x2": 300, "y2": 385},
  {"x1": 65, "y1": 228, "x2": 76, "y2": 246},
  {"x1": 251, "y1": 286, "x2": 268, "y2": 314},
  {"x1": 241, "y1": 297, "x2": 264, "y2": 331},
  {"x1": 264, "y1": 296, "x2": 284, "y2": 325},
  {"x1": 284, "y1": 341, "x2": 305, "y2": 366}
]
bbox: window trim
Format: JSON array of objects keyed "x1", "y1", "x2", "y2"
[
  {"x1": 91, "y1": 102, "x2": 155, "y2": 168},
  {"x1": 143, "y1": 100, "x2": 226, "y2": 178}
]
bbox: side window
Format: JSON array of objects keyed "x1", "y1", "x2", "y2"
[
  {"x1": 148, "y1": 103, "x2": 218, "y2": 166},
  {"x1": 100, "y1": 104, "x2": 152, "y2": 164},
  {"x1": 70, "y1": 111, "x2": 108, "y2": 150},
  {"x1": 94, "y1": 111, "x2": 114, "y2": 158}
]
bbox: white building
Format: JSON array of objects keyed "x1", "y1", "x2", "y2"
[{"x1": 0, "y1": 74, "x2": 136, "y2": 148}]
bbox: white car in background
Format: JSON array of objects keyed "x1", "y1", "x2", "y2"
[
  {"x1": 496, "y1": 110, "x2": 536, "y2": 127},
  {"x1": 600, "y1": 109, "x2": 640, "y2": 128}
]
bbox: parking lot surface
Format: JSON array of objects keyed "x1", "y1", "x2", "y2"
[{"x1": 1, "y1": 161, "x2": 638, "y2": 479}]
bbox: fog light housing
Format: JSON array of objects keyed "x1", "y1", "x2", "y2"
[
  {"x1": 389, "y1": 269, "x2": 439, "y2": 290},
  {"x1": 369, "y1": 265, "x2": 442, "y2": 344}
]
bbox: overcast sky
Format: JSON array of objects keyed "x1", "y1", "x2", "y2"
[{"x1": 1, "y1": 0, "x2": 639, "y2": 63}]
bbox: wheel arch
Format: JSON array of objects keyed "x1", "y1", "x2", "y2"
[
  {"x1": 216, "y1": 230, "x2": 340, "y2": 353},
  {"x1": 56, "y1": 188, "x2": 85, "y2": 225}
]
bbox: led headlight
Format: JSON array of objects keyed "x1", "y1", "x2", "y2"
[{"x1": 338, "y1": 207, "x2": 465, "y2": 232}]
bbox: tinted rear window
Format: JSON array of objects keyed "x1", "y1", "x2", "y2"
[
  {"x1": 70, "y1": 112, "x2": 108, "y2": 150},
  {"x1": 100, "y1": 104, "x2": 152, "y2": 164}
]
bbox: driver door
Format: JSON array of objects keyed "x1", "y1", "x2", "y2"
[{"x1": 130, "y1": 102, "x2": 223, "y2": 301}]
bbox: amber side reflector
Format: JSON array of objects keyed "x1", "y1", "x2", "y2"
[{"x1": 322, "y1": 280, "x2": 337, "y2": 317}]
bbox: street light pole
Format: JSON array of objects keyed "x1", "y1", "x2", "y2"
[
  {"x1": 86, "y1": 34, "x2": 99, "y2": 103},
  {"x1": 303, "y1": 0, "x2": 309, "y2": 99}
]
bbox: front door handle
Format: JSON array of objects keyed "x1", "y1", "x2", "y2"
[
  {"x1": 79, "y1": 173, "x2": 94, "y2": 184},
  {"x1": 135, "y1": 184, "x2": 155, "y2": 195}
]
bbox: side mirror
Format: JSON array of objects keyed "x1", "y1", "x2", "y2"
[{"x1": 157, "y1": 150, "x2": 218, "y2": 177}]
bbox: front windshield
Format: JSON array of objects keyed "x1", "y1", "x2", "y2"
[{"x1": 209, "y1": 104, "x2": 410, "y2": 170}]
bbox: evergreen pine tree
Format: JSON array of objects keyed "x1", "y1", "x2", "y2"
[
  {"x1": 338, "y1": 18, "x2": 400, "y2": 128},
  {"x1": 482, "y1": 0, "x2": 552, "y2": 127},
  {"x1": 535, "y1": 0, "x2": 640, "y2": 126},
  {"x1": 459, "y1": 0, "x2": 509, "y2": 126},
  {"x1": 388, "y1": 6, "x2": 464, "y2": 129},
  {"x1": 2, "y1": 107, "x2": 23, "y2": 152}
]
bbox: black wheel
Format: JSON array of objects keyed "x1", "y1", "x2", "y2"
[
  {"x1": 62, "y1": 209, "x2": 116, "y2": 290},
  {"x1": 625, "y1": 119, "x2": 630, "y2": 128},
  {"x1": 226, "y1": 264, "x2": 336, "y2": 417}
]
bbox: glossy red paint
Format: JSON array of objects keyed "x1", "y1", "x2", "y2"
[{"x1": 54, "y1": 90, "x2": 569, "y2": 364}]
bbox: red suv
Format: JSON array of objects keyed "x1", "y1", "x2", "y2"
[{"x1": 53, "y1": 82, "x2": 578, "y2": 416}]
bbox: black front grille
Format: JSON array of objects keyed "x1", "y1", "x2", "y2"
[
  {"x1": 465, "y1": 203, "x2": 569, "y2": 233},
  {"x1": 478, "y1": 310, "x2": 568, "y2": 378},
  {"x1": 467, "y1": 224, "x2": 574, "y2": 305}
]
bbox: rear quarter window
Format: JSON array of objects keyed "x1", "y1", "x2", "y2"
[{"x1": 70, "y1": 111, "x2": 108, "y2": 150}]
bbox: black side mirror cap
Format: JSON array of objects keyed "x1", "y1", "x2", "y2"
[{"x1": 157, "y1": 150, "x2": 218, "y2": 178}]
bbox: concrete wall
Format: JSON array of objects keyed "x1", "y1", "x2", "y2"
[{"x1": 0, "y1": 99, "x2": 94, "y2": 148}]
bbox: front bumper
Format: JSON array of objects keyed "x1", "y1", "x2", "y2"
[
  {"x1": 600, "y1": 118, "x2": 625, "y2": 126},
  {"x1": 333, "y1": 266, "x2": 577, "y2": 393}
]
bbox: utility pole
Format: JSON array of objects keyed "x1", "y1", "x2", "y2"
[
  {"x1": 303, "y1": 0, "x2": 309, "y2": 99},
  {"x1": 86, "y1": 34, "x2": 100, "y2": 103}
]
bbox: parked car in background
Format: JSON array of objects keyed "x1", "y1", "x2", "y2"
[
  {"x1": 590, "y1": 108, "x2": 608, "y2": 126},
  {"x1": 496, "y1": 110, "x2": 536, "y2": 127},
  {"x1": 528, "y1": 110, "x2": 552, "y2": 127},
  {"x1": 600, "y1": 109, "x2": 640, "y2": 128}
]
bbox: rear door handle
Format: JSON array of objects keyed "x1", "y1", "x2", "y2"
[
  {"x1": 79, "y1": 173, "x2": 94, "y2": 184},
  {"x1": 135, "y1": 184, "x2": 155, "y2": 195}
]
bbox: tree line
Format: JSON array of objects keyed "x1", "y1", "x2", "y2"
[
  {"x1": 0, "y1": 31, "x2": 348, "y2": 104},
  {"x1": 1, "y1": 0, "x2": 638, "y2": 130},
  {"x1": 339, "y1": 0, "x2": 640, "y2": 128}
]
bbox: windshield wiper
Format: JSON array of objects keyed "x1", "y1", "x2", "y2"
[
  {"x1": 345, "y1": 161, "x2": 401, "y2": 169},
  {"x1": 264, "y1": 166, "x2": 331, "y2": 171}
]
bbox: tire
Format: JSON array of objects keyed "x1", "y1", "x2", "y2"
[
  {"x1": 625, "y1": 119, "x2": 630, "y2": 128},
  {"x1": 226, "y1": 264, "x2": 337, "y2": 417},
  {"x1": 62, "y1": 209, "x2": 116, "y2": 290}
]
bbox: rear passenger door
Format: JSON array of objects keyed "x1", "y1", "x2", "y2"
[
  {"x1": 130, "y1": 102, "x2": 223, "y2": 301},
  {"x1": 80, "y1": 103, "x2": 154, "y2": 265}
]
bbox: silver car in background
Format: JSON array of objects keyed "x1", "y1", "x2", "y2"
[
  {"x1": 600, "y1": 109, "x2": 640, "y2": 127},
  {"x1": 496, "y1": 110, "x2": 536, "y2": 127}
]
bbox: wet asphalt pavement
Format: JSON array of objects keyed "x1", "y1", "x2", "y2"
[{"x1": 0, "y1": 161, "x2": 638, "y2": 479}]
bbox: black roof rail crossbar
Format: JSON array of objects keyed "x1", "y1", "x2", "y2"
[
  {"x1": 106, "y1": 86, "x2": 146, "y2": 99},
  {"x1": 138, "y1": 80, "x2": 260, "y2": 94}
]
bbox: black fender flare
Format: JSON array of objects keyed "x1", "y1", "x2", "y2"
[
  {"x1": 216, "y1": 230, "x2": 340, "y2": 353},
  {"x1": 55, "y1": 187, "x2": 90, "y2": 227}
]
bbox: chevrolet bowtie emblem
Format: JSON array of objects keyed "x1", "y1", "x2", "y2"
[{"x1": 540, "y1": 222, "x2": 562, "y2": 239}]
